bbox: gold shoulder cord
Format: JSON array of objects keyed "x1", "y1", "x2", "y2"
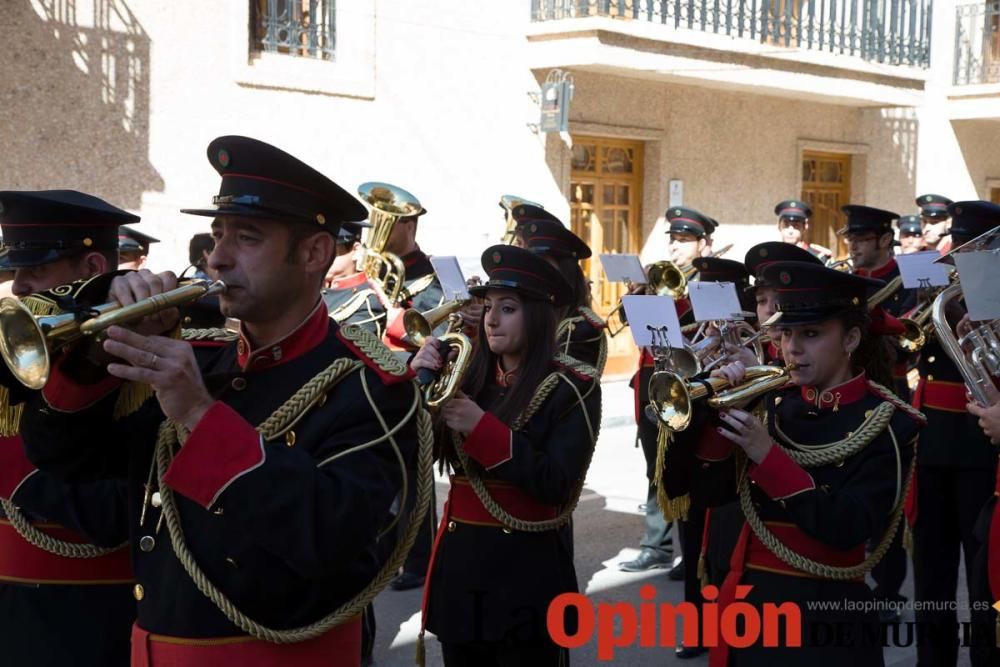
[
  {"x1": 329, "y1": 290, "x2": 374, "y2": 324},
  {"x1": 739, "y1": 380, "x2": 924, "y2": 580},
  {"x1": 153, "y1": 325, "x2": 434, "y2": 644},
  {"x1": 399, "y1": 274, "x2": 437, "y2": 302},
  {"x1": 451, "y1": 366, "x2": 599, "y2": 533}
]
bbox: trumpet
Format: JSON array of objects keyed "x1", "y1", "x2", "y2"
[
  {"x1": 402, "y1": 303, "x2": 473, "y2": 407},
  {"x1": 648, "y1": 364, "x2": 799, "y2": 430},
  {"x1": 606, "y1": 261, "x2": 695, "y2": 337},
  {"x1": 358, "y1": 182, "x2": 424, "y2": 306},
  {"x1": 0, "y1": 280, "x2": 226, "y2": 390},
  {"x1": 867, "y1": 275, "x2": 903, "y2": 311},
  {"x1": 668, "y1": 320, "x2": 766, "y2": 378},
  {"x1": 932, "y1": 283, "x2": 1000, "y2": 406}
]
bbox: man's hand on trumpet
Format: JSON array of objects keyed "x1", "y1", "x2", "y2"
[
  {"x1": 710, "y1": 360, "x2": 773, "y2": 463},
  {"x1": 966, "y1": 400, "x2": 1000, "y2": 445},
  {"x1": 102, "y1": 270, "x2": 214, "y2": 431}
]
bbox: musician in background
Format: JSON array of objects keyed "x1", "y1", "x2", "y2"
[
  {"x1": 323, "y1": 222, "x2": 388, "y2": 336},
  {"x1": 0, "y1": 190, "x2": 135, "y2": 666},
  {"x1": 179, "y1": 230, "x2": 225, "y2": 328},
  {"x1": 775, "y1": 199, "x2": 833, "y2": 260},
  {"x1": 897, "y1": 215, "x2": 925, "y2": 254},
  {"x1": 911, "y1": 201, "x2": 1000, "y2": 666},
  {"x1": 512, "y1": 205, "x2": 607, "y2": 373},
  {"x1": 118, "y1": 226, "x2": 159, "y2": 270},
  {"x1": 918, "y1": 193, "x2": 954, "y2": 253},
  {"x1": 619, "y1": 206, "x2": 715, "y2": 574}
]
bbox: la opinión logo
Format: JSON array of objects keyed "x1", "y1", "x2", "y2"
[{"x1": 546, "y1": 584, "x2": 802, "y2": 660}]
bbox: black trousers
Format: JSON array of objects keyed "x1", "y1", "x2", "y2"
[
  {"x1": 440, "y1": 638, "x2": 567, "y2": 667},
  {"x1": 913, "y1": 465, "x2": 996, "y2": 667}
]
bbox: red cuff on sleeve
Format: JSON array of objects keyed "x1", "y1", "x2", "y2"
[
  {"x1": 42, "y1": 355, "x2": 123, "y2": 413},
  {"x1": 0, "y1": 436, "x2": 36, "y2": 500},
  {"x1": 462, "y1": 412, "x2": 513, "y2": 470},
  {"x1": 161, "y1": 402, "x2": 264, "y2": 509},
  {"x1": 749, "y1": 444, "x2": 815, "y2": 500}
]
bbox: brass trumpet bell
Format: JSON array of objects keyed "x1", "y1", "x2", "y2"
[
  {"x1": 0, "y1": 280, "x2": 226, "y2": 390},
  {"x1": 402, "y1": 306, "x2": 473, "y2": 407}
]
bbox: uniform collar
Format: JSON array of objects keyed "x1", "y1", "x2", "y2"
[
  {"x1": 495, "y1": 360, "x2": 518, "y2": 388},
  {"x1": 799, "y1": 372, "x2": 868, "y2": 411},
  {"x1": 402, "y1": 248, "x2": 427, "y2": 268},
  {"x1": 856, "y1": 257, "x2": 897, "y2": 280},
  {"x1": 236, "y1": 300, "x2": 329, "y2": 371},
  {"x1": 327, "y1": 271, "x2": 369, "y2": 291}
]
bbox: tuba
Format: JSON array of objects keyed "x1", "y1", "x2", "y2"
[
  {"x1": 0, "y1": 279, "x2": 226, "y2": 390},
  {"x1": 357, "y1": 182, "x2": 425, "y2": 306},
  {"x1": 931, "y1": 283, "x2": 1000, "y2": 406},
  {"x1": 648, "y1": 364, "x2": 798, "y2": 430},
  {"x1": 403, "y1": 305, "x2": 473, "y2": 407},
  {"x1": 499, "y1": 194, "x2": 543, "y2": 244}
]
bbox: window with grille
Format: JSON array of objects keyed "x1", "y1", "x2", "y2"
[{"x1": 252, "y1": 0, "x2": 336, "y2": 61}]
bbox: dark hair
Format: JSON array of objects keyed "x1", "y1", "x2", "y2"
[
  {"x1": 285, "y1": 222, "x2": 336, "y2": 279},
  {"x1": 836, "y1": 307, "x2": 895, "y2": 388},
  {"x1": 462, "y1": 294, "x2": 558, "y2": 424},
  {"x1": 554, "y1": 256, "x2": 591, "y2": 309},
  {"x1": 188, "y1": 233, "x2": 214, "y2": 267}
]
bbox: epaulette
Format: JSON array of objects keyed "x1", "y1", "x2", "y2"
[
  {"x1": 0, "y1": 386, "x2": 23, "y2": 437},
  {"x1": 556, "y1": 316, "x2": 582, "y2": 341},
  {"x1": 336, "y1": 324, "x2": 414, "y2": 386},
  {"x1": 552, "y1": 352, "x2": 597, "y2": 382},
  {"x1": 399, "y1": 274, "x2": 437, "y2": 302},
  {"x1": 578, "y1": 306, "x2": 607, "y2": 330},
  {"x1": 329, "y1": 289, "x2": 376, "y2": 323},
  {"x1": 181, "y1": 328, "x2": 239, "y2": 344}
]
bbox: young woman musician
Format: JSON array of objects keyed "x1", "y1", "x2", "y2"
[
  {"x1": 413, "y1": 244, "x2": 601, "y2": 666},
  {"x1": 512, "y1": 210, "x2": 607, "y2": 373},
  {"x1": 660, "y1": 261, "x2": 924, "y2": 666}
]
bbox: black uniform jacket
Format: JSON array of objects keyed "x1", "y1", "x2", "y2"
[
  {"x1": 425, "y1": 357, "x2": 601, "y2": 644},
  {"x1": 383, "y1": 249, "x2": 447, "y2": 351},
  {"x1": 662, "y1": 373, "x2": 923, "y2": 666},
  {"x1": 323, "y1": 272, "x2": 388, "y2": 337},
  {"x1": 557, "y1": 306, "x2": 607, "y2": 373},
  {"x1": 21, "y1": 302, "x2": 419, "y2": 639}
]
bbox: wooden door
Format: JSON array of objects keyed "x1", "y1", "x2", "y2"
[
  {"x1": 800, "y1": 151, "x2": 852, "y2": 260},
  {"x1": 569, "y1": 135, "x2": 643, "y2": 377}
]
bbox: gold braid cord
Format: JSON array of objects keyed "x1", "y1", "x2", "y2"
[
  {"x1": 1, "y1": 498, "x2": 123, "y2": 559},
  {"x1": 338, "y1": 324, "x2": 409, "y2": 378},
  {"x1": 452, "y1": 371, "x2": 599, "y2": 533},
  {"x1": 155, "y1": 357, "x2": 434, "y2": 644},
  {"x1": 652, "y1": 423, "x2": 690, "y2": 521},
  {"x1": 328, "y1": 290, "x2": 375, "y2": 324},
  {"x1": 181, "y1": 328, "x2": 239, "y2": 343},
  {"x1": 739, "y1": 381, "x2": 923, "y2": 580}
]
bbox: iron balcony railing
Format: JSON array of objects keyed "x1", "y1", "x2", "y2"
[
  {"x1": 531, "y1": 0, "x2": 932, "y2": 68},
  {"x1": 255, "y1": 0, "x2": 336, "y2": 61},
  {"x1": 954, "y1": 2, "x2": 1000, "y2": 85}
]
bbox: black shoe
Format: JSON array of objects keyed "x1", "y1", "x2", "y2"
[
  {"x1": 667, "y1": 560, "x2": 686, "y2": 581},
  {"x1": 618, "y1": 549, "x2": 672, "y2": 572},
  {"x1": 675, "y1": 645, "x2": 707, "y2": 659},
  {"x1": 389, "y1": 571, "x2": 425, "y2": 591}
]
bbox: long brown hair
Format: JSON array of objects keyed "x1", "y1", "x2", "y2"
[
  {"x1": 462, "y1": 294, "x2": 558, "y2": 424},
  {"x1": 836, "y1": 306, "x2": 895, "y2": 388}
]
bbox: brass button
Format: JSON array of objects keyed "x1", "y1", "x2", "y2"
[
  {"x1": 927, "y1": 374, "x2": 934, "y2": 382},
  {"x1": 502, "y1": 527, "x2": 512, "y2": 534},
  {"x1": 151, "y1": 492, "x2": 162, "y2": 508},
  {"x1": 286, "y1": 431, "x2": 296, "y2": 447},
  {"x1": 864, "y1": 410, "x2": 873, "y2": 418},
  {"x1": 778, "y1": 500, "x2": 786, "y2": 508},
  {"x1": 225, "y1": 557, "x2": 239, "y2": 568},
  {"x1": 774, "y1": 396, "x2": 783, "y2": 406},
  {"x1": 231, "y1": 377, "x2": 248, "y2": 391},
  {"x1": 139, "y1": 536, "x2": 155, "y2": 552},
  {"x1": 133, "y1": 584, "x2": 145, "y2": 601},
  {"x1": 927, "y1": 356, "x2": 935, "y2": 363},
  {"x1": 447, "y1": 521, "x2": 456, "y2": 532},
  {"x1": 213, "y1": 506, "x2": 224, "y2": 516}
]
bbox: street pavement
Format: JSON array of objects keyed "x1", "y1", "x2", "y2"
[{"x1": 368, "y1": 379, "x2": 970, "y2": 666}]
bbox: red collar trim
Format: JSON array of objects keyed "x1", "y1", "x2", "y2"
[
  {"x1": 236, "y1": 301, "x2": 329, "y2": 371},
  {"x1": 327, "y1": 272, "x2": 370, "y2": 290},
  {"x1": 402, "y1": 249, "x2": 426, "y2": 268},
  {"x1": 856, "y1": 258, "x2": 897, "y2": 280},
  {"x1": 495, "y1": 360, "x2": 517, "y2": 388},
  {"x1": 799, "y1": 372, "x2": 867, "y2": 411}
]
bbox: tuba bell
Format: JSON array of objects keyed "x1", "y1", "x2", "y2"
[
  {"x1": 931, "y1": 283, "x2": 1000, "y2": 406},
  {"x1": 0, "y1": 279, "x2": 226, "y2": 390},
  {"x1": 357, "y1": 182, "x2": 425, "y2": 306},
  {"x1": 402, "y1": 306, "x2": 473, "y2": 407}
]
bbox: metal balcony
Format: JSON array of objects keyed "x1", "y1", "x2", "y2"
[{"x1": 955, "y1": 1, "x2": 1000, "y2": 85}]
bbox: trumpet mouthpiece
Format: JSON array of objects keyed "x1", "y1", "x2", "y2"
[{"x1": 785, "y1": 362, "x2": 802, "y2": 371}]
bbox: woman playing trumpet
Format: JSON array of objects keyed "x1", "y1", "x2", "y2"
[
  {"x1": 412, "y1": 245, "x2": 601, "y2": 666},
  {"x1": 659, "y1": 261, "x2": 924, "y2": 666}
]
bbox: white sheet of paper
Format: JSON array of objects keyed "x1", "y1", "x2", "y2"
[
  {"x1": 896, "y1": 251, "x2": 950, "y2": 289},
  {"x1": 955, "y1": 250, "x2": 1000, "y2": 321},
  {"x1": 689, "y1": 282, "x2": 744, "y2": 322},
  {"x1": 622, "y1": 295, "x2": 682, "y2": 348},
  {"x1": 600, "y1": 253, "x2": 647, "y2": 284},
  {"x1": 429, "y1": 256, "x2": 470, "y2": 301}
]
